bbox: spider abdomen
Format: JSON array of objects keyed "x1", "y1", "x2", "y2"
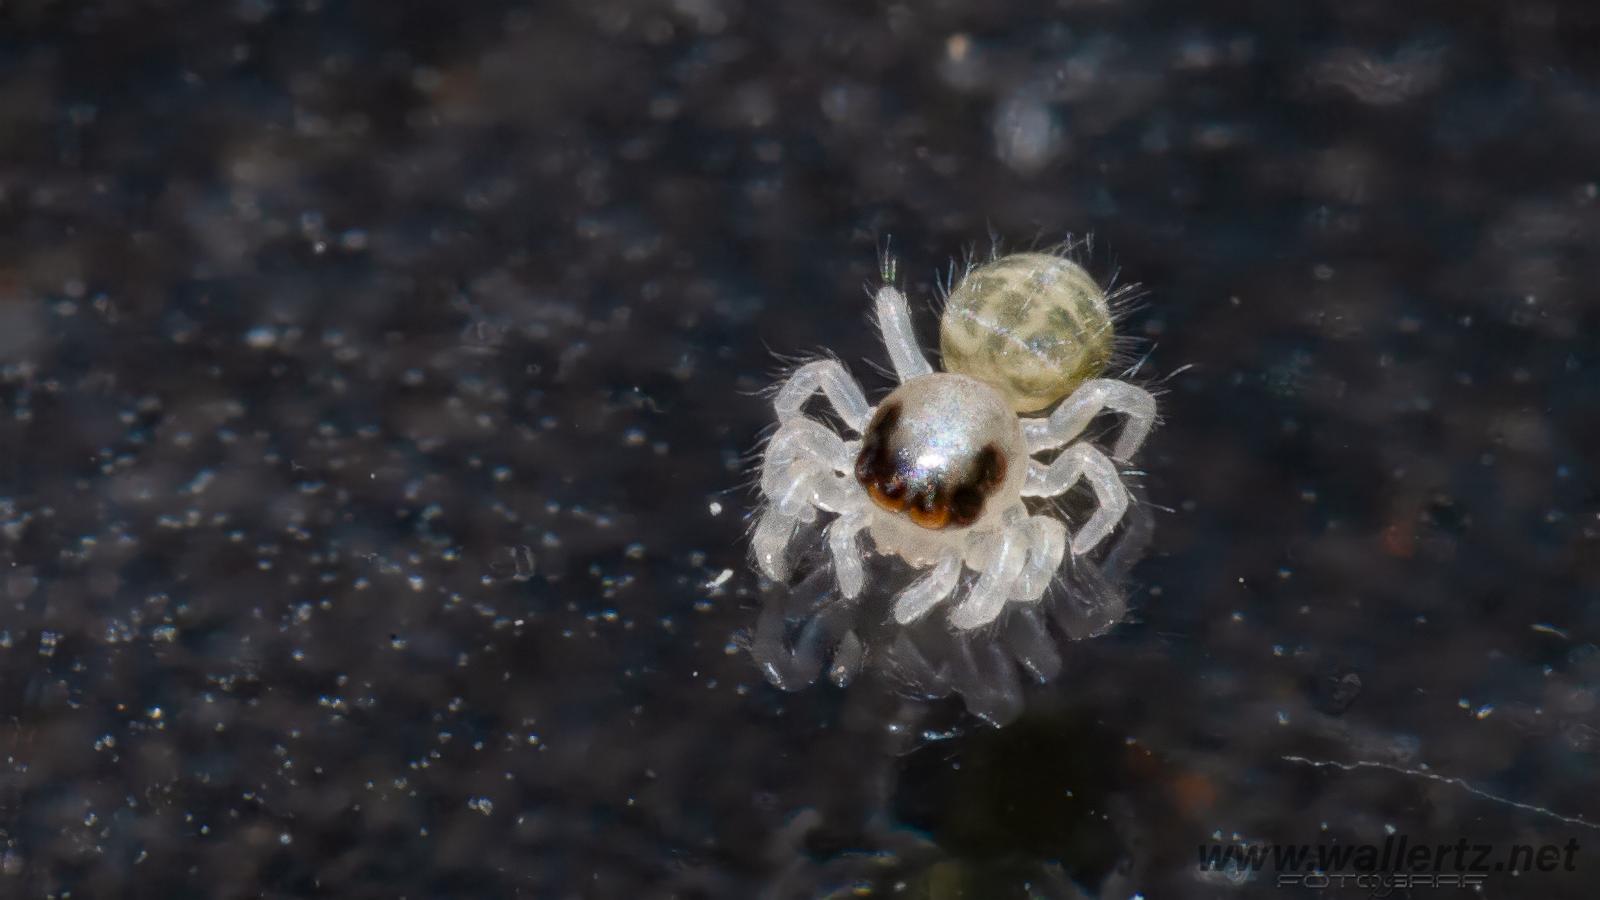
[{"x1": 939, "y1": 252, "x2": 1115, "y2": 414}]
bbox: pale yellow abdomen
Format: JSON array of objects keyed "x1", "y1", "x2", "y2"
[{"x1": 938, "y1": 252, "x2": 1114, "y2": 413}]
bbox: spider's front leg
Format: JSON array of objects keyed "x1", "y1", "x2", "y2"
[
  {"x1": 756, "y1": 361, "x2": 873, "y2": 584},
  {"x1": 756, "y1": 470, "x2": 870, "y2": 596},
  {"x1": 826, "y1": 508, "x2": 871, "y2": 599},
  {"x1": 773, "y1": 360, "x2": 872, "y2": 432},
  {"x1": 1023, "y1": 444, "x2": 1130, "y2": 555},
  {"x1": 1022, "y1": 378, "x2": 1156, "y2": 460},
  {"x1": 760, "y1": 418, "x2": 856, "y2": 518},
  {"x1": 751, "y1": 509, "x2": 802, "y2": 583},
  {"x1": 753, "y1": 419, "x2": 862, "y2": 582}
]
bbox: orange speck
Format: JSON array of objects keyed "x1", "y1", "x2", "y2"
[
  {"x1": 1382, "y1": 521, "x2": 1415, "y2": 558},
  {"x1": 1171, "y1": 772, "x2": 1218, "y2": 816}
]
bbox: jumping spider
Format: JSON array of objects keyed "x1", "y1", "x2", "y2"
[{"x1": 754, "y1": 251, "x2": 1156, "y2": 630}]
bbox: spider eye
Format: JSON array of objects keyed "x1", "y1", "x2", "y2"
[
  {"x1": 972, "y1": 443, "x2": 1006, "y2": 491},
  {"x1": 948, "y1": 486, "x2": 985, "y2": 526},
  {"x1": 904, "y1": 498, "x2": 951, "y2": 530},
  {"x1": 854, "y1": 402, "x2": 902, "y2": 502}
]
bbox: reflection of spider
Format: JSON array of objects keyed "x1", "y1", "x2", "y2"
[
  {"x1": 753, "y1": 251, "x2": 1156, "y2": 630},
  {"x1": 746, "y1": 490, "x2": 1155, "y2": 725}
]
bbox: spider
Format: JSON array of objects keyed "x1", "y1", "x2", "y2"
[{"x1": 753, "y1": 250, "x2": 1157, "y2": 631}]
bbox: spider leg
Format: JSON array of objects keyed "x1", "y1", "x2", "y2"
[
  {"x1": 755, "y1": 421, "x2": 862, "y2": 581},
  {"x1": 1015, "y1": 515, "x2": 1067, "y2": 603},
  {"x1": 949, "y1": 525, "x2": 1028, "y2": 629},
  {"x1": 1023, "y1": 444, "x2": 1130, "y2": 555},
  {"x1": 773, "y1": 468, "x2": 828, "y2": 522},
  {"x1": 873, "y1": 285, "x2": 934, "y2": 383},
  {"x1": 773, "y1": 360, "x2": 872, "y2": 432},
  {"x1": 761, "y1": 419, "x2": 853, "y2": 499},
  {"x1": 826, "y1": 507, "x2": 871, "y2": 598},
  {"x1": 752, "y1": 508, "x2": 800, "y2": 582},
  {"x1": 890, "y1": 548, "x2": 962, "y2": 624},
  {"x1": 1021, "y1": 378, "x2": 1156, "y2": 460}
]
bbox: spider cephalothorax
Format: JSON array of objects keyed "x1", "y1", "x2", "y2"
[
  {"x1": 753, "y1": 250, "x2": 1155, "y2": 630},
  {"x1": 853, "y1": 374, "x2": 1022, "y2": 531}
]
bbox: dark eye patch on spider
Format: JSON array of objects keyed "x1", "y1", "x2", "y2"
[{"x1": 854, "y1": 401, "x2": 1008, "y2": 531}]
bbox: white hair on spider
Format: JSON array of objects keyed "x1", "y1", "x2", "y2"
[{"x1": 751, "y1": 245, "x2": 1157, "y2": 631}]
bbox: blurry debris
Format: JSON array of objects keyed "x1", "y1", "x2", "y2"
[
  {"x1": 490, "y1": 544, "x2": 537, "y2": 582},
  {"x1": 993, "y1": 88, "x2": 1064, "y2": 176},
  {"x1": 1382, "y1": 515, "x2": 1416, "y2": 559},
  {"x1": 937, "y1": 33, "x2": 988, "y2": 93},
  {"x1": 1564, "y1": 723, "x2": 1600, "y2": 754},
  {"x1": 1308, "y1": 666, "x2": 1363, "y2": 715},
  {"x1": 1263, "y1": 348, "x2": 1347, "y2": 400},
  {"x1": 1309, "y1": 42, "x2": 1447, "y2": 105}
]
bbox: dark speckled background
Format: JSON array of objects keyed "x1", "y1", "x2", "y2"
[{"x1": 3, "y1": 0, "x2": 1600, "y2": 897}]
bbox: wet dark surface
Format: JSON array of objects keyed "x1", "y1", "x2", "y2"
[{"x1": 3, "y1": 1, "x2": 1600, "y2": 897}]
